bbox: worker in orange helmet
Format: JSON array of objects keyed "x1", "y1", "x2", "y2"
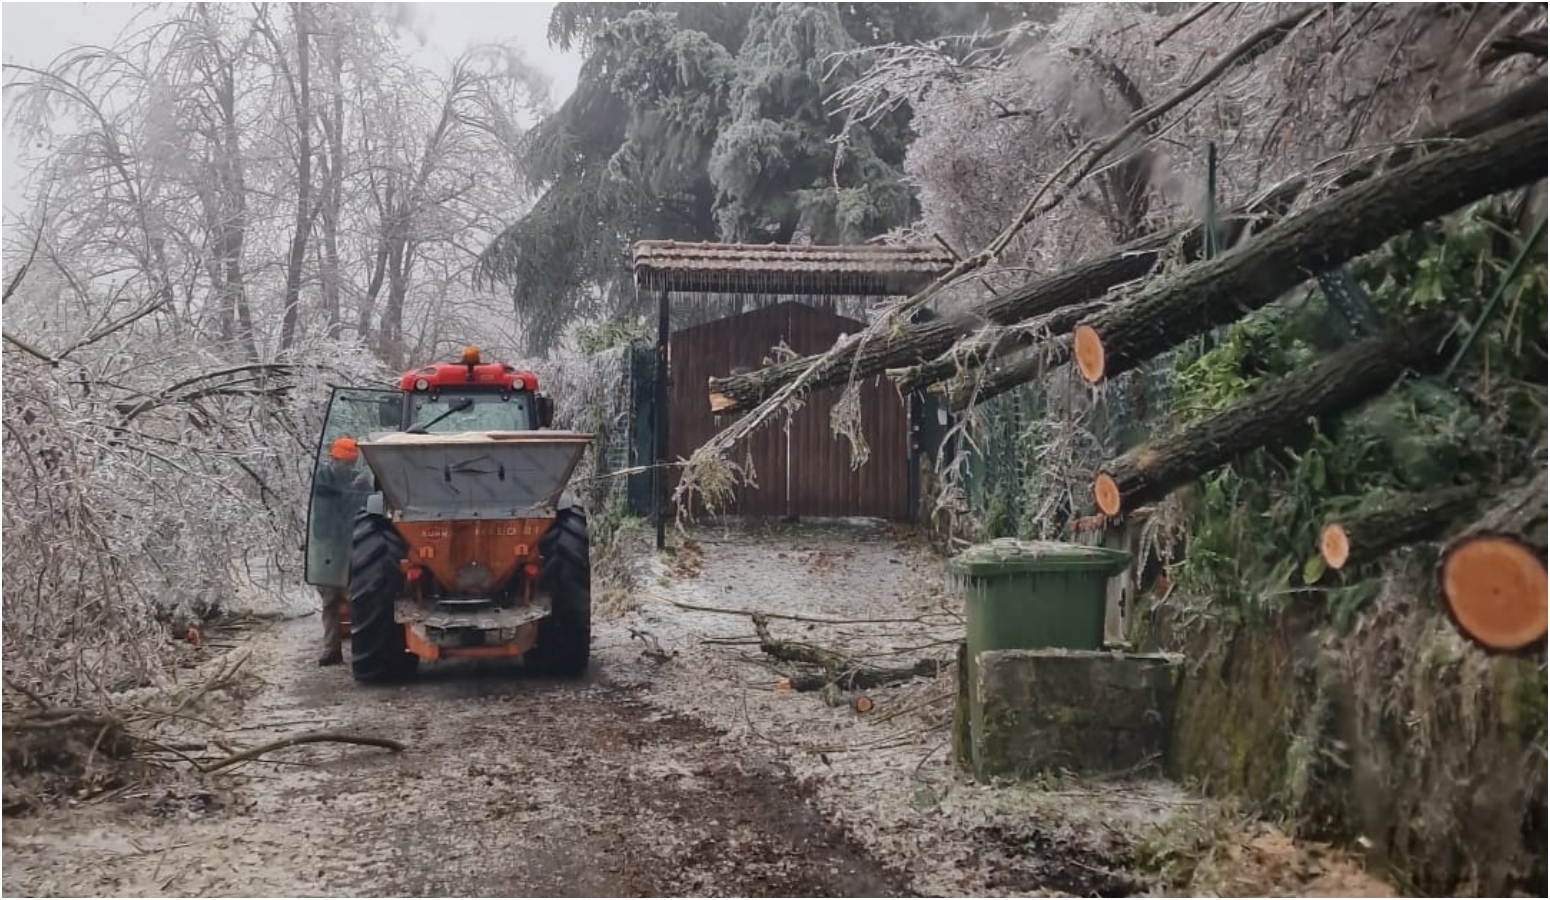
[
  {"x1": 328, "y1": 436, "x2": 360, "y2": 466},
  {"x1": 310, "y1": 436, "x2": 372, "y2": 666}
]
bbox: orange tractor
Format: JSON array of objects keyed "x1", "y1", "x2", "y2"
[{"x1": 304, "y1": 347, "x2": 593, "y2": 683}]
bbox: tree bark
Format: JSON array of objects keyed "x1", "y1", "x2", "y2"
[
  {"x1": 946, "y1": 337, "x2": 1073, "y2": 412},
  {"x1": 707, "y1": 248, "x2": 1160, "y2": 413},
  {"x1": 278, "y1": 3, "x2": 314, "y2": 354},
  {"x1": 316, "y1": 26, "x2": 345, "y2": 339},
  {"x1": 1437, "y1": 469, "x2": 1547, "y2": 654},
  {"x1": 379, "y1": 220, "x2": 410, "y2": 369},
  {"x1": 751, "y1": 614, "x2": 946, "y2": 692},
  {"x1": 1073, "y1": 112, "x2": 1548, "y2": 385},
  {"x1": 703, "y1": 79, "x2": 1545, "y2": 414},
  {"x1": 888, "y1": 302, "x2": 1103, "y2": 396},
  {"x1": 1318, "y1": 484, "x2": 1480, "y2": 571},
  {"x1": 198, "y1": 3, "x2": 257, "y2": 363},
  {"x1": 787, "y1": 659, "x2": 944, "y2": 693},
  {"x1": 1092, "y1": 320, "x2": 1450, "y2": 518},
  {"x1": 376, "y1": 79, "x2": 456, "y2": 369},
  {"x1": 359, "y1": 240, "x2": 388, "y2": 342},
  {"x1": 205, "y1": 731, "x2": 405, "y2": 773}
]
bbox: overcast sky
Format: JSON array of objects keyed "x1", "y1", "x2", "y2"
[{"x1": 0, "y1": 1, "x2": 583, "y2": 217}]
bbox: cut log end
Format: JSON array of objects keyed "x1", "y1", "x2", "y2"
[
  {"x1": 1320, "y1": 523, "x2": 1352, "y2": 570},
  {"x1": 709, "y1": 391, "x2": 736, "y2": 414},
  {"x1": 1074, "y1": 325, "x2": 1105, "y2": 384},
  {"x1": 1094, "y1": 472, "x2": 1122, "y2": 518},
  {"x1": 1440, "y1": 534, "x2": 1549, "y2": 653}
]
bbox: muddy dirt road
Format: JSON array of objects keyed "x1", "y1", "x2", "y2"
[
  {"x1": 3, "y1": 520, "x2": 1394, "y2": 898},
  {"x1": 3, "y1": 615, "x2": 903, "y2": 897}
]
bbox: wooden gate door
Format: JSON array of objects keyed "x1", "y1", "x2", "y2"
[{"x1": 667, "y1": 301, "x2": 909, "y2": 520}]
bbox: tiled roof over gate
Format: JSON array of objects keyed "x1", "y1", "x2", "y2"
[{"x1": 630, "y1": 240, "x2": 954, "y2": 296}]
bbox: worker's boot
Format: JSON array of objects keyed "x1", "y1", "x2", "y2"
[{"x1": 317, "y1": 591, "x2": 344, "y2": 667}]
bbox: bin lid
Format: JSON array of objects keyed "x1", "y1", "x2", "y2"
[{"x1": 947, "y1": 538, "x2": 1130, "y2": 577}]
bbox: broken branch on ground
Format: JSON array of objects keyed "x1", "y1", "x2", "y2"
[{"x1": 752, "y1": 614, "x2": 950, "y2": 694}]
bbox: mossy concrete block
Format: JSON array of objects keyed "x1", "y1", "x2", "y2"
[
  {"x1": 969, "y1": 648, "x2": 1183, "y2": 781},
  {"x1": 953, "y1": 642, "x2": 973, "y2": 768}
]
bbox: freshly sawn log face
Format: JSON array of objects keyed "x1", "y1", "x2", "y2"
[
  {"x1": 1319, "y1": 484, "x2": 1481, "y2": 570},
  {"x1": 1092, "y1": 320, "x2": 1450, "y2": 519},
  {"x1": 1438, "y1": 469, "x2": 1548, "y2": 655},
  {"x1": 701, "y1": 80, "x2": 1546, "y2": 413},
  {"x1": 1074, "y1": 112, "x2": 1549, "y2": 385}
]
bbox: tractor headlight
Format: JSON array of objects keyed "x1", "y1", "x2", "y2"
[{"x1": 414, "y1": 377, "x2": 429, "y2": 391}]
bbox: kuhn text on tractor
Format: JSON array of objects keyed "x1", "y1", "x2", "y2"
[{"x1": 304, "y1": 347, "x2": 594, "y2": 683}]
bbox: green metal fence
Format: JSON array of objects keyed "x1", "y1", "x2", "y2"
[{"x1": 957, "y1": 354, "x2": 1181, "y2": 540}]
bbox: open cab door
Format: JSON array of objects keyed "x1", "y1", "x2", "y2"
[{"x1": 304, "y1": 387, "x2": 402, "y2": 591}]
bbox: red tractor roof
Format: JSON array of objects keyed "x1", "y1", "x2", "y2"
[{"x1": 398, "y1": 347, "x2": 538, "y2": 393}]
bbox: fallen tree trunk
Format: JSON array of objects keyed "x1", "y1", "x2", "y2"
[
  {"x1": 1093, "y1": 320, "x2": 1450, "y2": 518},
  {"x1": 1319, "y1": 484, "x2": 1481, "y2": 571},
  {"x1": 1073, "y1": 112, "x2": 1548, "y2": 384},
  {"x1": 1437, "y1": 470, "x2": 1548, "y2": 654},
  {"x1": 887, "y1": 302, "x2": 1102, "y2": 396},
  {"x1": 938, "y1": 301, "x2": 1108, "y2": 410},
  {"x1": 703, "y1": 79, "x2": 1546, "y2": 413},
  {"x1": 945, "y1": 334, "x2": 1075, "y2": 412},
  {"x1": 708, "y1": 248, "x2": 1157, "y2": 413}
]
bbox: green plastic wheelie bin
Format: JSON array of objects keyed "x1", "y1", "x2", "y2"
[
  {"x1": 950, "y1": 538, "x2": 1130, "y2": 770},
  {"x1": 950, "y1": 538, "x2": 1131, "y2": 657}
]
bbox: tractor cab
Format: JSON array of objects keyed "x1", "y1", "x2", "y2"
[
  {"x1": 394, "y1": 346, "x2": 555, "y2": 434},
  {"x1": 304, "y1": 346, "x2": 552, "y2": 593},
  {"x1": 302, "y1": 347, "x2": 594, "y2": 683}
]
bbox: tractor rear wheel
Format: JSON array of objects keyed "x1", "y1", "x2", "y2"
[
  {"x1": 348, "y1": 513, "x2": 418, "y2": 684},
  {"x1": 528, "y1": 502, "x2": 591, "y2": 677}
]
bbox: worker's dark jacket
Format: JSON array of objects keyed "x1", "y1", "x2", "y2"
[{"x1": 308, "y1": 463, "x2": 373, "y2": 587}]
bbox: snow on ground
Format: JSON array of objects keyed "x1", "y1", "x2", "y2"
[
  {"x1": 592, "y1": 518, "x2": 1396, "y2": 898},
  {"x1": 594, "y1": 519, "x2": 1180, "y2": 897},
  {"x1": 3, "y1": 519, "x2": 1394, "y2": 898}
]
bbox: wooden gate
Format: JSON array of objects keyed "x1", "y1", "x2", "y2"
[{"x1": 668, "y1": 301, "x2": 910, "y2": 520}]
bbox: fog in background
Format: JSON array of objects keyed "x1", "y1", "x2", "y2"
[{"x1": 1, "y1": 1, "x2": 583, "y2": 219}]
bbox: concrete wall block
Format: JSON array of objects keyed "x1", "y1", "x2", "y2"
[{"x1": 970, "y1": 649, "x2": 1184, "y2": 781}]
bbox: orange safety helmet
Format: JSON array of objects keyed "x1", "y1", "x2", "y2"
[{"x1": 329, "y1": 436, "x2": 360, "y2": 463}]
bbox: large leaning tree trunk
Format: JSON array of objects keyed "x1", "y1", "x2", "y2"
[
  {"x1": 913, "y1": 76, "x2": 1550, "y2": 402},
  {"x1": 703, "y1": 80, "x2": 1546, "y2": 414},
  {"x1": 886, "y1": 302, "x2": 1102, "y2": 396},
  {"x1": 1319, "y1": 485, "x2": 1481, "y2": 571},
  {"x1": 1438, "y1": 469, "x2": 1547, "y2": 655},
  {"x1": 1092, "y1": 319, "x2": 1451, "y2": 519},
  {"x1": 944, "y1": 333, "x2": 1076, "y2": 412},
  {"x1": 1072, "y1": 112, "x2": 1548, "y2": 385},
  {"x1": 707, "y1": 248, "x2": 1155, "y2": 413}
]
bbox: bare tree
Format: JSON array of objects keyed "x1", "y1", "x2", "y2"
[
  {"x1": 0, "y1": 3, "x2": 547, "y2": 701},
  {"x1": 253, "y1": 2, "x2": 318, "y2": 354}
]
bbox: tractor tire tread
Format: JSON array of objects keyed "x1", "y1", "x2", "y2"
[
  {"x1": 348, "y1": 513, "x2": 417, "y2": 683},
  {"x1": 529, "y1": 503, "x2": 591, "y2": 677}
]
